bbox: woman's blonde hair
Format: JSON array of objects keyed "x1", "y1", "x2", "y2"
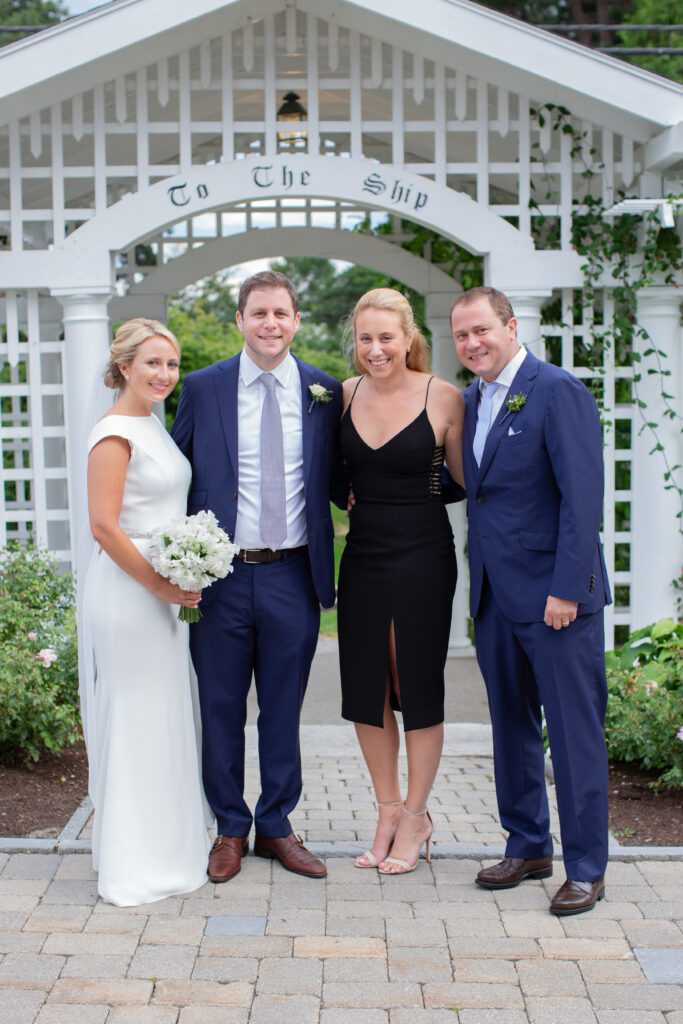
[
  {"x1": 343, "y1": 288, "x2": 430, "y2": 375},
  {"x1": 104, "y1": 318, "x2": 180, "y2": 390}
]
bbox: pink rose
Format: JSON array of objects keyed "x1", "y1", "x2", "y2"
[
  {"x1": 37, "y1": 649, "x2": 57, "y2": 667},
  {"x1": 28, "y1": 632, "x2": 37, "y2": 640},
  {"x1": 677, "y1": 727, "x2": 683, "y2": 743}
]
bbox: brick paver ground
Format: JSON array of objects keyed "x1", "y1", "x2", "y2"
[{"x1": 1, "y1": 742, "x2": 682, "y2": 1023}]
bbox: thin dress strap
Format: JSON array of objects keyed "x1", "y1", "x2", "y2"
[
  {"x1": 424, "y1": 375, "x2": 435, "y2": 408},
  {"x1": 348, "y1": 376, "x2": 365, "y2": 409}
]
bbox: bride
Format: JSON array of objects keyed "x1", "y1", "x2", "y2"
[{"x1": 82, "y1": 317, "x2": 211, "y2": 906}]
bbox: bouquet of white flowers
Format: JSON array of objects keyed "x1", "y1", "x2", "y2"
[{"x1": 149, "y1": 510, "x2": 239, "y2": 622}]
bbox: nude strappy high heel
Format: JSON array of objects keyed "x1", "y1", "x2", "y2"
[
  {"x1": 355, "y1": 799, "x2": 403, "y2": 868},
  {"x1": 378, "y1": 807, "x2": 433, "y2": 875}
]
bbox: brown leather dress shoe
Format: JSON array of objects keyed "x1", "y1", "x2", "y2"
[
  {"x1": 208, "y1": 835, "x2": 249, "y2": 883},
  {"x1": 253, "y1": 832, "x2": 327, "y2": 878},
  {"x1": 476, "y1": 856, "x2": 553, "y2": 890},
  {"x1": 549, "y1": 878, "x2": 605, "y2": 916}
]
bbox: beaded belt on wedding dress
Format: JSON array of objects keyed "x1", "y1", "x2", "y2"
[{"x1": 126, "y1": 529, "x2": 155, "y2": 539}]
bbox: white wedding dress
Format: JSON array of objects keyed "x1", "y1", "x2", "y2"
[{"x1": 82, "y1": 414, "x2": 211, "y2": 906}]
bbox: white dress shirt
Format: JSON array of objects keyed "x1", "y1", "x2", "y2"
[
  {"x1": 234, "y1": 349, "x2": 307, "y2": 550},
  {"x1": 476, "y1": 346, "x2": 528, "y2": 427}
]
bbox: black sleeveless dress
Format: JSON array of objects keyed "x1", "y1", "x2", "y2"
[{"x1": 337, "y1": 377, "x2": 457, "y2": 731}]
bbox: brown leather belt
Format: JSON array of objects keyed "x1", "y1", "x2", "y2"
[{"x1": 235, "y1": 545, "x2": 307, "y2": 565}]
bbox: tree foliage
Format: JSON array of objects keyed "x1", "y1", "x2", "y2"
[{"x1": 0, "y1": 0, "x2": 67, "y2": 46}]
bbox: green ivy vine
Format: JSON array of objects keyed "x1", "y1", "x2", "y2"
[{"x1": 530, "y1": 102, "x2": 683, "y2": 531}]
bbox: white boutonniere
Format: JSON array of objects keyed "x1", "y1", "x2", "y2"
[{"x1": 308, "y1": 382, "x2": 333, "y2": 413}]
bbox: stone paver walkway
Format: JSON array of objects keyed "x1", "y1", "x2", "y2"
[{"x1": 1, "y1": 732, "x2": 682, "y2": 1023}]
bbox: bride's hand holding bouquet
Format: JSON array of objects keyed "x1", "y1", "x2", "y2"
[{"x1": 150, "y1": 509, "x2": 239, "y2": 622}]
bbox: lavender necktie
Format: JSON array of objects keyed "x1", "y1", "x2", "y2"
[
  {"x1": 259, "y1": 372, "x2": 287, "y2": 550},
  {"x1": 473, "y1": 381, "x2": 500, "y2": 466}
]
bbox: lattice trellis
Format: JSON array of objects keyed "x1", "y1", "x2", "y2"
[{"x1": 0, "y1": 291, "x2": 70, "y2": 564}]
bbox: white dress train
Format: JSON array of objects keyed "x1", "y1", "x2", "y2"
[{"x1": 82, "y1": 414, "x2": 211, "y2": 907}]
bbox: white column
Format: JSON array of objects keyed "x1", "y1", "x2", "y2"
[
  {"x1": 631, "y1": 287, "x2": 683, "y2": 627},
  {"x1": 502, "y1": 288, "x2": 552, "y2": 360},
  {"x1": 52, "y1": 289, "x2": 113, "y2": 563},
  {"x1": 425, "y1": 292, "x2": 473, "y2": 655}
]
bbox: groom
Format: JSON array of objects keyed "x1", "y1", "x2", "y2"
[
  {"x1": 172, "y1": 271, "x2": 344, "y2": 882},
  {"x1": 452, "y1": 286, "x2": 611, "y2": 916}
]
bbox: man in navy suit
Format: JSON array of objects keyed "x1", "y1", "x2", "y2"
[
  {"x1": 451, "y1": 286, "x2": 611, "y2": 915},
  {"x1": 172, "y1": 271, "x2": 343, "y2": 882}
]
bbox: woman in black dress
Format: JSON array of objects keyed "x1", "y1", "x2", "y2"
[{"x1": 338, "y1": 288, "x2": 465, "y2": 875}]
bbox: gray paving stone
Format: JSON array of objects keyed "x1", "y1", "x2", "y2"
[
  {"x1": 249, "y1": 994, "x2": 319, "y2": 1024},
  {"x1": 177, "y1": 1010, "x2": 248, "y2": 1024},
  {"x1": 36, "y1": 1007, "x2": 109, "y2": 1024},
  {"x1": 24, "y1": 904, "x2": 93, "y2": 932},
  {"x1": 595, "y1": 1013, "x2": 667, "y2": 1023},
  {"x1": 423, "y1": 982, "x2": 525, "y2": 1009},
  {"x1": 323, "y1": 957, "x2": 388, "y2": 982},
  {"x1": 204, "y1": 916, "x2": 266, "y2": 936},
  {"x1": 517, "y1": 958, "x2": 587, "y2": 996},
  {"x1": 634, "y1": 947, "x2": 683, "y2": 984},
  {"x1": 128, "y1": 944, "x2": 197, "y2": 980},
  {"x1": 59, "y1": 954, "x2": 133, "y2": 978},
  {"x1": 322, "y1": 981, "x2": 423, "y2": 1008},
  {"x1": 41, "y1": 880, "x2": 99, "y2": 905},
  {"x1": 453, "y1": 959, "x2": 518, "y2": 984},
  {"x1": 577, "y1": 958, "x2": 646, "y2": 983},
  {"x1": 107, "y1": 1009, "x2": 180, "y2": 1023},
  {"x1": 320, "y1": 1011, "x2": 388, "y2": 1024},
  {"x1": 0, "y1": 930, "x2": 45, "y2": 952},
  {"x1": 386, "y1": 920, "x2": 447, "y2": 946},
  {"x1": 2, "y1": 855, "x2": 61, "y2": 879},
  {"x1": 623, "y1": 921, "x2": 683, "y2": 947},
  {"x1": 0, "y1": 989, "x2": 46, "y2": 1024},
  {"x1": 200, "y1": 935, "x2": 292, "y2": 957},
  {"x1": 0, "y1": 951, "x2": 65, "y2": 985},
  {"x1": 388, "y1": 945, "x2": 453, "y2": 983},
  {"x1": 326, "y1": 916, "x2": 386, "y2": 938},
  {"x1": 457, "y1": 1013, "x2": 531, "y2": 1024},
  {"x1": 53, "y1": 856, "x2": 98, "y2": 881},
  {"x1": 588, "y1": 982, "x2": 683, "y2": 1010},
  {"x1": 192, "y1": 956, "x2": 258, "y2": 982},
  {"x1": 525, "y1": 996, "x2": 599, "y2": 1023},
  {"x1": 266, "y1": 910, "x2": 326, "y2": 935},
  {"x1": 257, "y1": 956, "x2": 322, "y2": 995}
]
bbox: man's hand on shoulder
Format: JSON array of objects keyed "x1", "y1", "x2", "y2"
[{"x1": 544, "y1": 595, "x2": 578, "y2": 631}]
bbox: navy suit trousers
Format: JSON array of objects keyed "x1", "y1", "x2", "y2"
[
  {"x1": 189, "y1": 549, "x2": 320, "y2": 838},
  {"x1": 474, "y1": 576, "x2": 609, "y2": 882}
]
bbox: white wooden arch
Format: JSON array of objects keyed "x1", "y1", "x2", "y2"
[
  {"x1": 63, "y1": 156, "x2": 533, "y2": 258},
  {"x1": 119, "y1": 226, "x2": 462, "y2": 302}
]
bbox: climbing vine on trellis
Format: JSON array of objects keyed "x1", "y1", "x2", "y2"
[{"x1": 530, "y1": 102, "x2": 683, "y2": 526}]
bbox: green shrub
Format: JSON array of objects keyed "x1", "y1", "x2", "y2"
[
  {"x1": 605, "y1": 618, "x2": 683, "y2": 790},
  {"x1": 0, "y1": 542, "x2": 80, "y2": 764}
]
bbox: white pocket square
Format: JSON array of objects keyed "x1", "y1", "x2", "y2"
[{"x1": 508, "y1": 426, "x2": 522, "y2": 436}]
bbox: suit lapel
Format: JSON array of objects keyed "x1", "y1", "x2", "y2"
[
  {"x1": 295, "y1": 357, "x2": 315, "y2": 489},
  {"x1": 214, "y1": 355, "x2": 240, "y2": 482},
  {"x1": 476, "y1": 351, "x2": 539, "y2": 484},
  {"x1": 462, "y1": 382, "x2": 480, "y2": 486}
]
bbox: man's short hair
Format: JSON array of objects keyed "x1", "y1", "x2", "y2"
[
  {"x1": 451, "y1": 286, "x2": 514, "y2": 324},
  {"x1": 237, "y1": 271, "x2": 299, "y2": 316}
]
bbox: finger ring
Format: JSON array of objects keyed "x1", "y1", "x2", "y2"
[{"x1": 561, "y1": 619, "x2": 569, "y2": 626}]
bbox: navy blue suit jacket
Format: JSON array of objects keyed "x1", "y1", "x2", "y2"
[
  {"x1": 171, "y1": 352, "x2": 344, "y2": 609},
  {"x1": 463, "y1": 350, "x2": 611, "y2": 623}
]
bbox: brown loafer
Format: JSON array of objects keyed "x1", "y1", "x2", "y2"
[
  {"x1": 549, "y1": 878, "x2": 605, "y2": 916},
  {"x1": 476, "y1": 856, "x2": 553, "y2": 890},
  {"x1": 208, "y1": 835, "x2": 249, "y2": 883},
  {"x1": 253, "y1": 832, "x2": 327, "y2": 878}
]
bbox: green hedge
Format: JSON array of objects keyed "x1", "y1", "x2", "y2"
[
  {"x1": 605, "y1": 618, "x2": 683, "y2": 790},
  {"x1": 0, "y1": 543, "x2": 80, "y2": 764}
]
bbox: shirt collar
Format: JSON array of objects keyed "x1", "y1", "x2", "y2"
[
  {"x1": 478, "y1": 345, "x2": 527, "y2": 394},
  {"x1": 240, "y1": 348, "x2": 295, "y2": 388}
]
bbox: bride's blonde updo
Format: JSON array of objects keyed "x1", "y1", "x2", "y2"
[
  {"x1": 343, "y1": 288, "x2": 430, "y2": 375},
  {"x1": 104, "y1": 318, "x2": 180, "y2": 390}
]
